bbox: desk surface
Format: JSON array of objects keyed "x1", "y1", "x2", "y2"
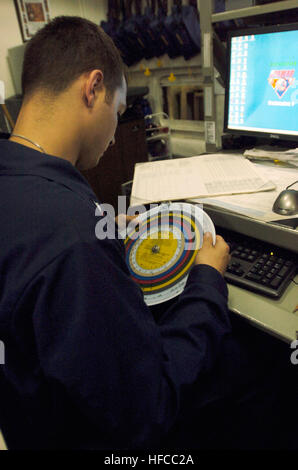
[{"x1": 228, "y1": 276, "x2": 298, "y2": 344}]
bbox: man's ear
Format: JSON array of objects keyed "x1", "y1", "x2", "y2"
[{"x1": 84, "y1": 70, "x2": 104, "y2": 107}]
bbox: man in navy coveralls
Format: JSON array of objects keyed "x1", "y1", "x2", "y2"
[{"x1": 0, "y1": 16, "x2": 296, "y2": 450}]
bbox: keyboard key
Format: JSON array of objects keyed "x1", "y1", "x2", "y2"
[
  {"x1": 235, "y1": 269, "x2": 244, "y2": 276},
  {"x1": 231, "y1": 262, "x2": 240, "y2": 268},
  {"x1": 278, "y1": 265, "x2": 291, "y2": 278},
  {"x1": 246, "y1": 273, "x2": 262, "y2": 282},
  {"x1": 270, "y1": 276, "x2": 283, "y2": 289}
]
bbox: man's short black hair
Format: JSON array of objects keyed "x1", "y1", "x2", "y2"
[{"x1": 22, "y1": 16, "x2": 126, "y2": 100}]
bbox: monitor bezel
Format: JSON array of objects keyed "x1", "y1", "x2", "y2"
[{"x1": 223, "y1": 22, "x2": 298, "y2": 143}]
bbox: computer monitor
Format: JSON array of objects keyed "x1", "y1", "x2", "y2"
[{"x1": 224, "y1": 22, "x2": 298, "y2": 143}]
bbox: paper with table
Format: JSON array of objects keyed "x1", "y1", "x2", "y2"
[
  {"x1": 190, "y1": 164, "x2": 298, "y2": 222},
  {"x1": 130, "y1": 154, "x2": 276, "y2": 206}
]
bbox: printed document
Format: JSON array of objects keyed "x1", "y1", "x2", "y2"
[
  {"x1": 191, "y1": 164, "x2": 297, "y2": 222},
  {"x1": 131, "y1": 154, "x2": 275, "y2": 205}
]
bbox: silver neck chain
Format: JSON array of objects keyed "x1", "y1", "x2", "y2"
[{"x1": 10, "y1": 134, "x2": 46, "y2": 153}]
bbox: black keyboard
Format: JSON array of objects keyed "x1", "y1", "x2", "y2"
[{"x1": 217, "y1": 228, "x2": 297, "y2": 299}]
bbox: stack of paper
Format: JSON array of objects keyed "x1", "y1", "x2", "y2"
[
  {"x1": 130, "y1": 153, "x2": 276, "y2": 206},
  {"x1": 243, "y1": 147, "x2": 298, "y2": 167},
  {"x1": 191, "y1": 164, "x2": 298, "y2": 222}
]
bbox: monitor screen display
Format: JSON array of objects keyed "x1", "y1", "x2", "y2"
[{"x1": 224, "y1": 23, "x2": 298, "y2": 142}]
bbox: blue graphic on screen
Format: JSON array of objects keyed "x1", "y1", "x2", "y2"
[{"x1": 227, "y1": 30, "x2": 298, "y2": 136}]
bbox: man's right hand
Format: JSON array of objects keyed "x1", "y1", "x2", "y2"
[{"x1": 195, "y1": 232, "x2": 231, "y2": 277}]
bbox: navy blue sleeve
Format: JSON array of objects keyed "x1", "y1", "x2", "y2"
[{"x1": 26, "y1": 238, "x2": 230, "y2": 449}]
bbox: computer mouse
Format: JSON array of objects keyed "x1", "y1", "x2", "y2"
[{"x1": 272, "y1": 189, "x2": 298, "y2": 216}]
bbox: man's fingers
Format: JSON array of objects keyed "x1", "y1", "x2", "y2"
[
  {"x1": 203, "y1": 232, "x2": 213, "y2": 244},
  {"x1": 215, "y1": 235, "x2": 230, "y2": 252},
  {"x1": 126, "y1": 215, "x2": 138, "y2": 222}
]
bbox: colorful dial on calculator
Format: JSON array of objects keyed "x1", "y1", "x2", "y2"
[{"x1": 122, "y1": 203, "x2": 216, "y2": 306}]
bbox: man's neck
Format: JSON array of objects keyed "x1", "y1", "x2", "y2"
[{"x1": 10, "y1": 95, "x2": 81, "y2": 166}]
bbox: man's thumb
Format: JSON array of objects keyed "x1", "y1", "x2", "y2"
[{"x1": 204, "y1": 231, "x2": 212, "y2": 241}]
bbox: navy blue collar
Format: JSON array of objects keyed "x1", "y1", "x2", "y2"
[{"x1": 0, "y1": 140, "x2": 98, "y2": 206}]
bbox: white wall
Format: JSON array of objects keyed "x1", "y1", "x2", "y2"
[
  {"x1": 0, "y1": 0, "x2": 108, "y2": 99},
  {"x1": 0, "y1": 0, "x2": 23, "y2": 99}
]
